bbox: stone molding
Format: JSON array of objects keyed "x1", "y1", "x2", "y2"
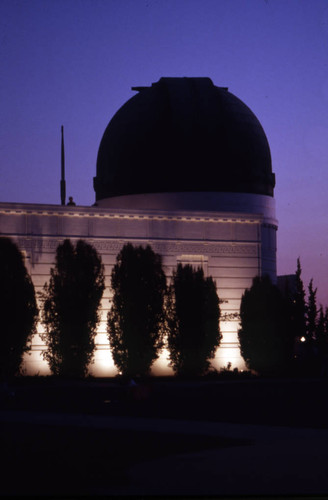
[
  {"x1": 16, "y1": 236, "x2": 258, "y2": 257},
  {"x1": 0, "y1": 203, "x2": 262, "y2": 225}
]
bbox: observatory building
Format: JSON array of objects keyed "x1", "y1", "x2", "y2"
[{"x1": 0, "y1": 77, "x2": 277, "y2": 375}]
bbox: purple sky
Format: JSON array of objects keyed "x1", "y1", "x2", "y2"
[{"x1": 1, "y1": 0, "x2": 328, "y2": 306}]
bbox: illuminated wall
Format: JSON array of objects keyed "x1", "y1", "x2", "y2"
[{"x1": 0, "y1": 194, "x2": 277, "y2": 376}]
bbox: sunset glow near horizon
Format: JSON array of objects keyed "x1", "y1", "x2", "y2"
[{"x1": 1, "y1": 0, "x2": 328, "y2": 306}]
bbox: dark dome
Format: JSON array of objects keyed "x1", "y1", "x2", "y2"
[{"x1": 94, "y1": 77, "x2": 275, "y2": 201}]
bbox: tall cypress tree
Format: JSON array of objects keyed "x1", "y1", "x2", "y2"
[
  {"x1": 316, "y1": 305, "x2": 328, "y2": 371},
  {"x1": 108, "y1": 243, "x2": 166, "y2": 377},
  {"x1": 40, "y1": 239, "x2": 105, "y2": 377},
  {"x1": 306, "y1": 278, "x2": 317, "y2": 343},
  {"x1": 292, "y1": 258, "x2": 307, "y2": 341},
  {"x1": 238, "y1": 275, "x2": 293, "y2": 375},
  {"x1": 0, "y1": 237, "x2": 38, "y2": 378},
  {"x1": 166, "y1": 264, "x2": 221, "y2": 376}
]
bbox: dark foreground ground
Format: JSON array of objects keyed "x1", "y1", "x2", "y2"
[
  {"x1": 1, "y1": 376, "x2": 328, "y2": 496},
  {"x1": 5, "y1": 375, "x2": 328, "y2": 427}
]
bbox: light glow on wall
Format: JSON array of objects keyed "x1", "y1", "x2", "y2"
[
  {"x1": 211, "y1": 320, "x2": 246, "y2": 372},
  {"x1": 23, "y1": 317, "x2": 245, "y2": 376},
  {"x1": 151, "y1": 347, "x2": 174, "y2": 376},
  {"x1": 88, "y1": 347, "x2": 117, "y2": 377},
  {"x1": 22, "y1": 346, "x2": 51, "y2": 376}
]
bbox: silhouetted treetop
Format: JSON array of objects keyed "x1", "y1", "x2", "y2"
[
  {"x1": 40, "y1": 239, "x2": 105, "y2": 377},
  {"x1": 238, "y1": 275, "x2": 294, "y2": 376},
  {"x1": 0, "y1": 237, "x2": 38, "y2": 378},
  {"x1": 108, "y1": 243, "x2": 166, "y2": 377},
  {"x1": 167, "y1": 264, "x2": 221, "y2": 376}
]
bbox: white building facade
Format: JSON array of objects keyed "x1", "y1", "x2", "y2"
[{"x1": 0, "y1": 78, "x2": 277, "y2": 376}]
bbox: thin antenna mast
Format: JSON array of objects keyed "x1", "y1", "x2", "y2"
[{"x1": 60, "y1": 125, "x2": 66, "y2": 206}]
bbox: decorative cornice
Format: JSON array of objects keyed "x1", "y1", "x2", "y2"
[
  {"x1": 15, "y1": 236, "x2": 258, "y2": 257},
  {"x1": 0, "y1": 202, "x2": 262, "y2": 224}
]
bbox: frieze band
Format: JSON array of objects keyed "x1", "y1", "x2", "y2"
[{"x1": 15, "y1": 237, "x2": 258, "y2": 257}]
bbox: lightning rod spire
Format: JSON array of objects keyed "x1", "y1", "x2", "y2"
[{"x1": 60, "y1": 125, "x2": 66, "y2": 206}]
